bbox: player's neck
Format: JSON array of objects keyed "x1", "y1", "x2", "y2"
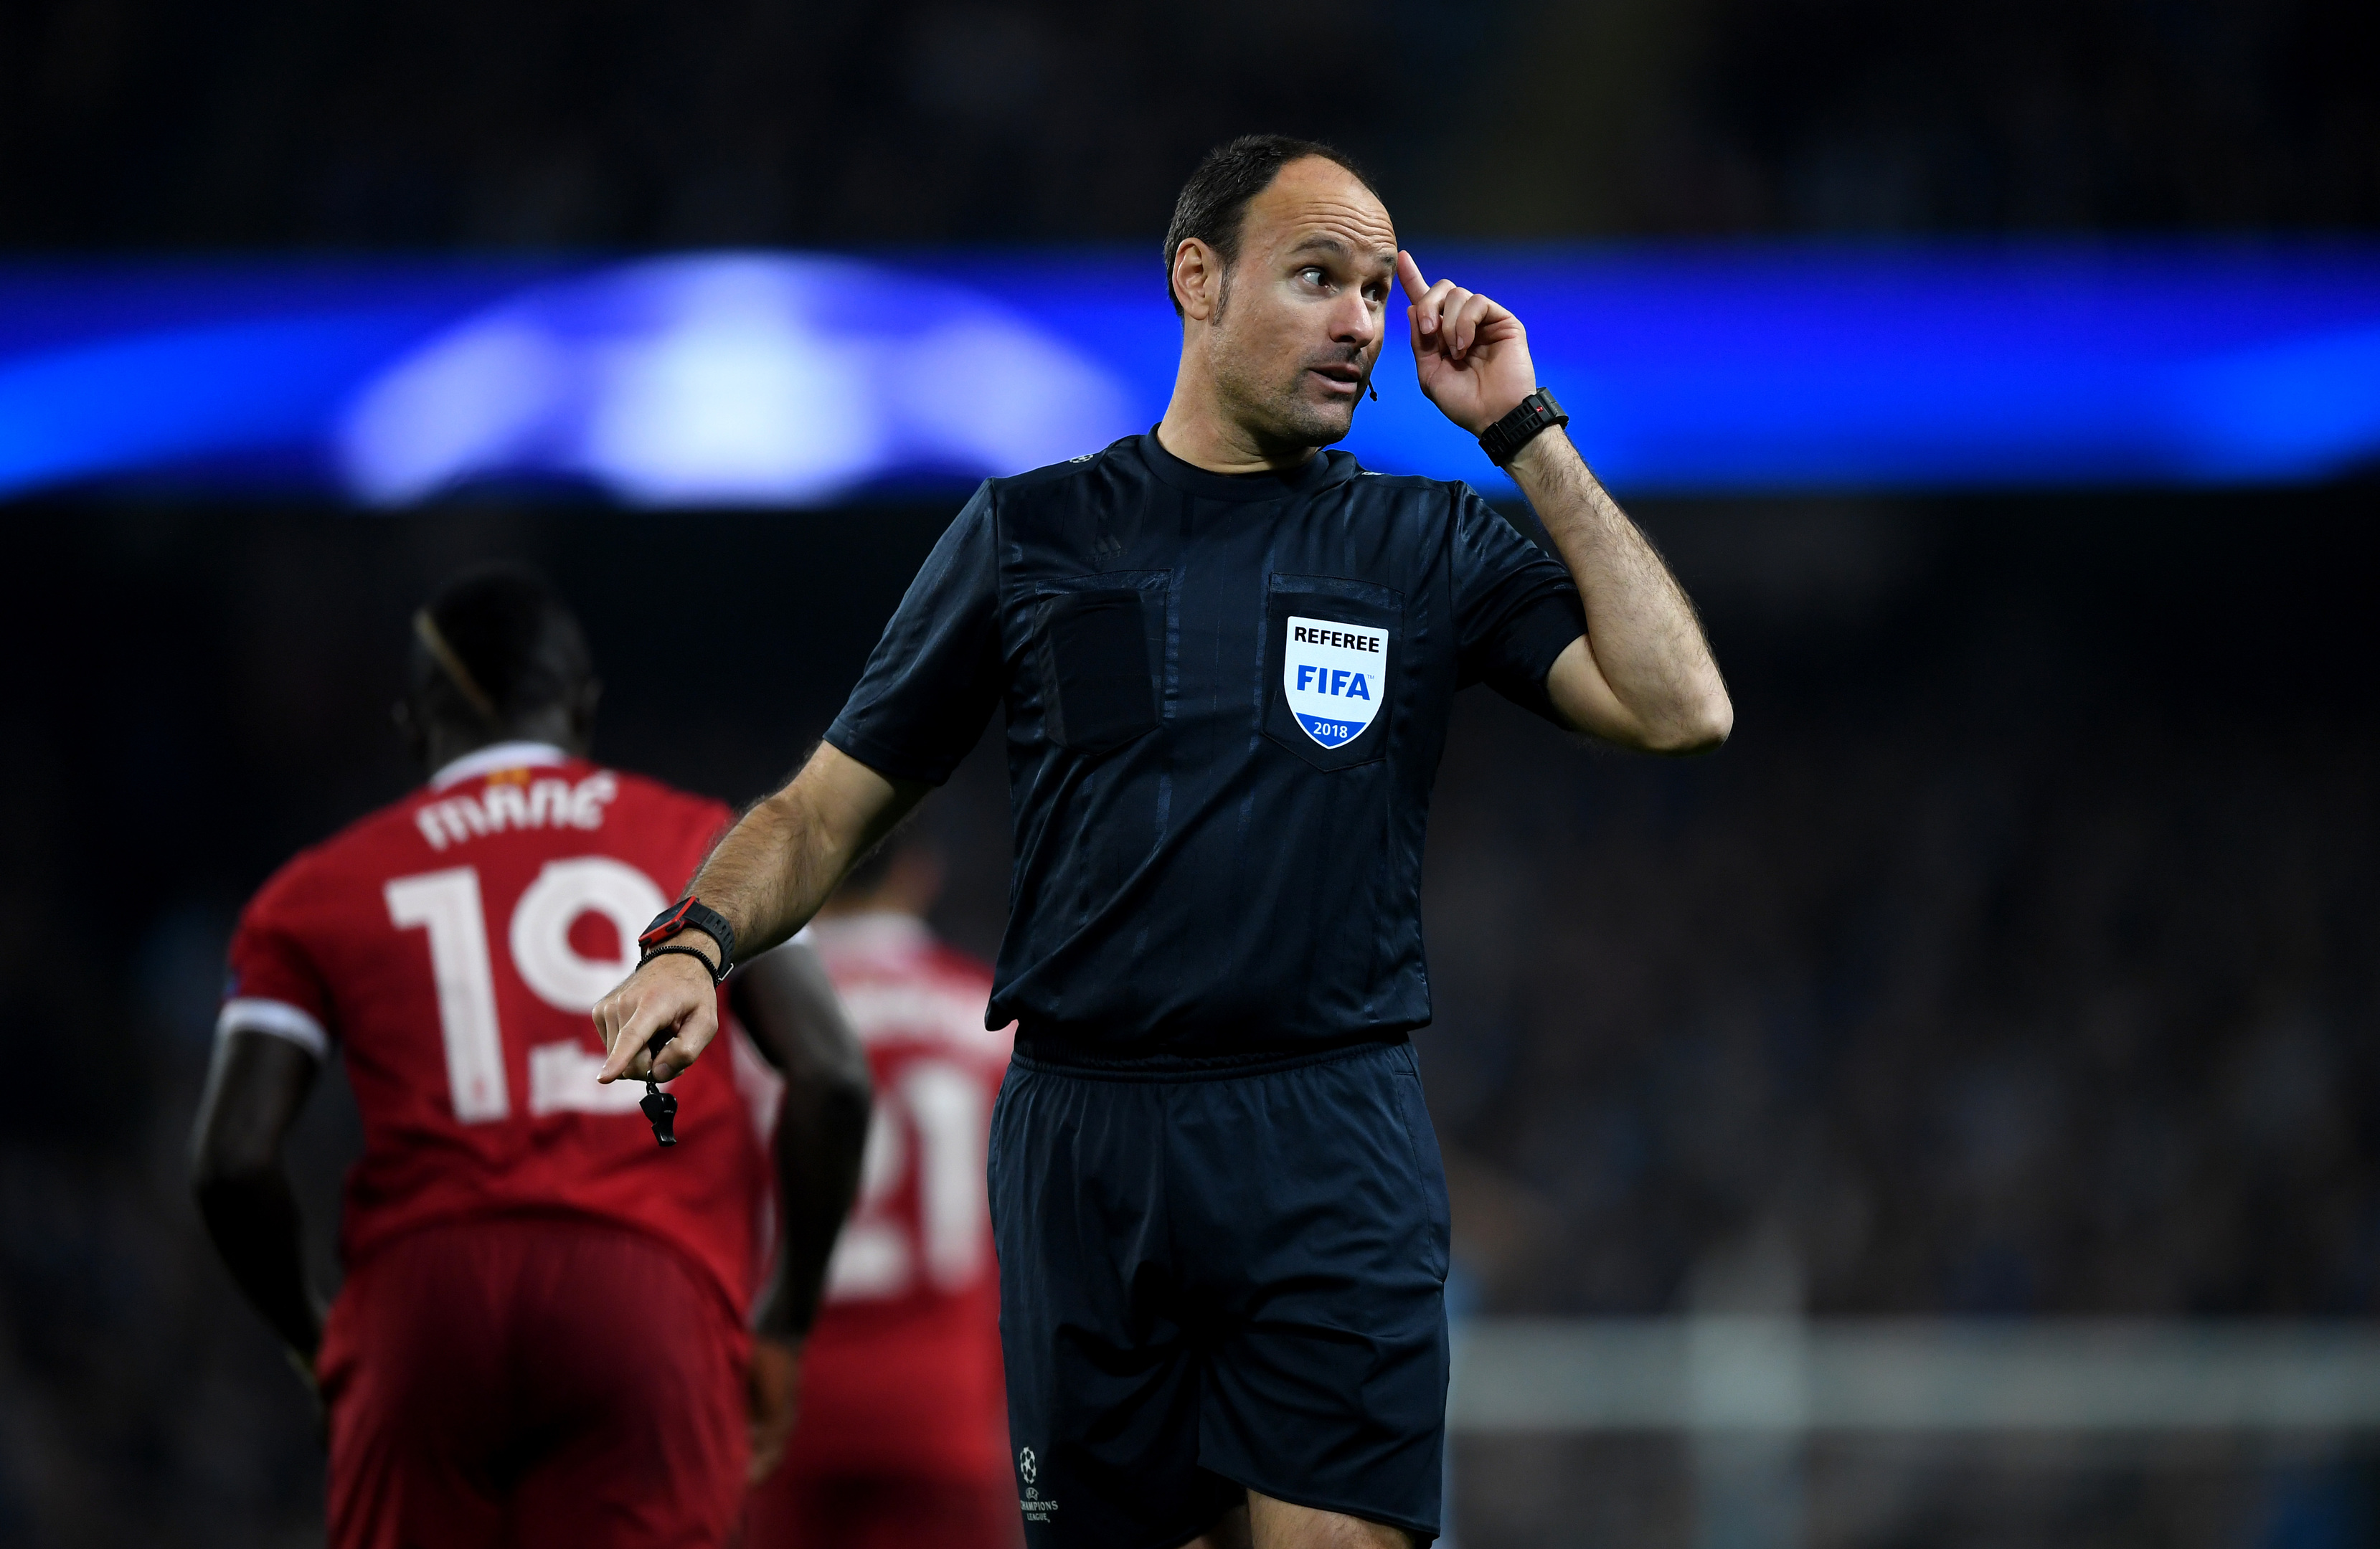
[
  {"x1": 425, "y1": 739, "x2": 573, "y2": 789},
  {"x1": 422, "y1": 724, "x2": 580, "y2": 784},
  {"x1": 1157, "y1": 359, "x2": 1319, "y2": 476},
  {"x1": 420, "y1": 701, "x2": 588, "y2": 777}
]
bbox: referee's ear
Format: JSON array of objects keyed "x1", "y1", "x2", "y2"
[{"x1": 1171, "y1": 238, "x2": 1224, "y2": 323}]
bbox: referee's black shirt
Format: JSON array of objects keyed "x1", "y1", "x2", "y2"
[{"x1": 825, "y1": 430, "x2": 1585, "y2": 1068}]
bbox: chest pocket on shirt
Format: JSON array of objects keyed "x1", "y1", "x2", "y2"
[
  {"x1": 1263, "y1": 574, "x2": 1404, "y2": 771},
  {"x1": 1035, "y1": 581, "x2": 1163, "y2": 755}
]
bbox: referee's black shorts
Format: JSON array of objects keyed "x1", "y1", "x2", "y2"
[{"x1": 988, "y1": 1036, "x2": 1450, "y2": 1548}]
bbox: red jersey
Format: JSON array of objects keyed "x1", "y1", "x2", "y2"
[
  {"x1": 774, "y1": 913, "x2": 1012, "y2": 1484},
  {"x1": 218, "y1": 742, "x2": 769, "y2": 1319}
]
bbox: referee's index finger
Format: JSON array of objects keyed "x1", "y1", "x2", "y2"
[
  {"x1": 595, "y1": 1018, "x2": 647, "y2": 1083},
  {"x1": 595, "y1": 988, "x2": 670, "y2": 1083},
  {"x1": 1395, "y1": 250, "x2": 1430, "y2": 303}
]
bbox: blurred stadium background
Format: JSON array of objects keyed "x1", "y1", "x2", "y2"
[{"x1": 4, "y1": 1, "x2": 2379, "y2": 1545}]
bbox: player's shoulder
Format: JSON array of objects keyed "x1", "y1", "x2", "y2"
[
  {"x1": 814, "y1": 916, "x2": 1006, "y2": 1057},
  {"x1": 237, "y1": 778, "x2": 440, "y2": 927},
  {"x1": 1342, "y1": 461, "x2": 1539, "y2": 568},
  {"x1": 984, "y1": 435, "x2": 1145, "y2": 499},
  {"x1": 1338, "y1": 453, "x2": 1481, "y2": 506},
  {"x1": 592, "y1": 762, "x2": 735, "y2": 830},
  {"x1": 239, "y1": 815, "x2": 373, "y2": 925},
  {"x1": 268, "y1": 754, "x2": 724, "y2": 887}
]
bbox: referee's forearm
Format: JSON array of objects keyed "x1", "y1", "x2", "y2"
[
  {"x1": 688, "y1": 788, "x2": 841, "y2": 960},
  {"x1": 1508, "y1": 430, "x2": 1731, "y2": 747},
  {"x1": 687, "y1": 742, "x2": 923, "y2": 958}
]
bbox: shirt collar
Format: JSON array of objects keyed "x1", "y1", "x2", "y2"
[
  {"x1": 428, "y1": 741, "x2": 573, "y2": 790},
  {"x1": 1135, "y1": 429, "x2": 1359, "y2": 503}
]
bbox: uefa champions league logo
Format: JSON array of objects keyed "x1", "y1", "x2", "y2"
[
  {"x1": 1018, "y1": 1445, "x2": 1059, "y2": 1522},
  {"x1": 1283, "y1": 616, "x2": 1388, "y2": 749}
]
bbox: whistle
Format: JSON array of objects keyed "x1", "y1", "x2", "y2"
[{"x1": 641, "y1": 1030, "x2": 679, "y2": 1147}]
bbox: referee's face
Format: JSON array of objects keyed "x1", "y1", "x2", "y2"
[{"x1": 1209, "y1": 157, "x2": 1397, "y2": 450}]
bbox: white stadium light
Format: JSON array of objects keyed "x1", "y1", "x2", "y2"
[{"x1": 336, "y1": 253, "x2": 1136, "y2": 507}]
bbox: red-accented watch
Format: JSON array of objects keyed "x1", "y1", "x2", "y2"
[
  {"x1": 638, "y1": 897, "x2": 735, "y2": 980},
  {"x1": 1478, "y1": 387, "x2": 1569, "y2": 467}
]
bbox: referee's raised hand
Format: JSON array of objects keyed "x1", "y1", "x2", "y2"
[{"x1": 1397, "y1": 250, "x2": 1538, "y2": 436}]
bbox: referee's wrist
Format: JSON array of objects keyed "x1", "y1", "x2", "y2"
[
  {"x1": 644, "y1": 928, "x2": 721, "y2": 971},
  {"x1": 1479, "y1": 387, "x2": 1571, "y2": 469},
  {"x1": 1502, "y1": 422, "x2": 1577, "y2": 480},
  {"x1": 638, "y1": 896, "x2": 736, "y2": 976}
]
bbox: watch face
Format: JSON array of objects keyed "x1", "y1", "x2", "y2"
[{"x1": 639, "y1": 899, "x2": 693, "y2": 949}]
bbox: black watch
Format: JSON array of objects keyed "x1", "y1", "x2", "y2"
[
  {"x1": 1478, "y1": 388, "x2": 1569, "y2": 467},
  {"x1": 638, "y1": 896, "x2": 736, "y2": 977}
]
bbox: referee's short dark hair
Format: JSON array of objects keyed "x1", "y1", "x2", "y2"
[{"x1": 1163, "y1": 134, "x2": 1377, "y2": 318}]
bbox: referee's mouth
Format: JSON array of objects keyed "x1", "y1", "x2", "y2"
[{"x1": 1308, "y1": 362, "x2": 1365, "y2": 396}]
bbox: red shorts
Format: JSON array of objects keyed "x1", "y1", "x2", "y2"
[
  {"x1": 746, "y1": 1471, "x2": 1021, "y2": 1549},
  {"x1": 318, "y1": 1215, "x2": 750, "y2": 1549}
]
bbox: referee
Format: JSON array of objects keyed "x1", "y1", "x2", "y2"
[{"x1": 598, "y1": 135, "x2": 1730, "y2": 1549}]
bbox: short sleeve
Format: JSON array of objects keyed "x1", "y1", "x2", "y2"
[
  {"x1": 823, "y1": 483, "x2": 1007, "y2": 785},
  {"x1": 219, "y1": 872, "x2": 334, "y2": 1058},
  {"x1": 1450, "y1": 485, "x2": 1587, "y2": 721}
]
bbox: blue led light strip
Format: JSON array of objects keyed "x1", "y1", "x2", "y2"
[{"x1": 0, "y1": 242, "x2": 2374, "y2": 503}]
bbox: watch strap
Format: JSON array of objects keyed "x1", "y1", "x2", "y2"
[
  {"x1": 639, "y1": 943, "x2": 729, "y2": 987},
  {"x1": 638, "y1": 896, "x2": 736, "y2": 976},
  {"x1": 1478, "y1": 388, "x2": 1569, "y2": 467}
]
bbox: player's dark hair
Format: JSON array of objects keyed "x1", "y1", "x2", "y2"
[
  {"x1": 409, "y1": 564, "x2": 592, "y2": 732},
  {"x1": 1163, "y1": 133, "x2": 1376, "y2": 318}
]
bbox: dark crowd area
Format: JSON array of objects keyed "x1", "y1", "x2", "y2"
[
  {"x1": 0, "y1": 490, "x2": 2374, "y2": 1542},
  {"x1": 1422, "y1": 496, "x2": 2380, "y2": 1322},
  {"x1": 1, "y1": 0, "x2": 2376, "y2": 247}
]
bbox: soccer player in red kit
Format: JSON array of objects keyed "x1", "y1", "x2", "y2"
[
  {"x1": 191, "y1": 567, "x2": 872, "y2": 1549},
  {"x1": 745, "y1": 834, "x2": 1020, "y2": 1549}
]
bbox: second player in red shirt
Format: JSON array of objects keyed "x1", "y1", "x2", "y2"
[{"x1": 746, "y1": 835, "x2": 1020, "y2": 1549}]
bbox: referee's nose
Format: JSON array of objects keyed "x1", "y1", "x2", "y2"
[{"x1": 1327, "y1": 276, "x2": 1384, "y2": 356}]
